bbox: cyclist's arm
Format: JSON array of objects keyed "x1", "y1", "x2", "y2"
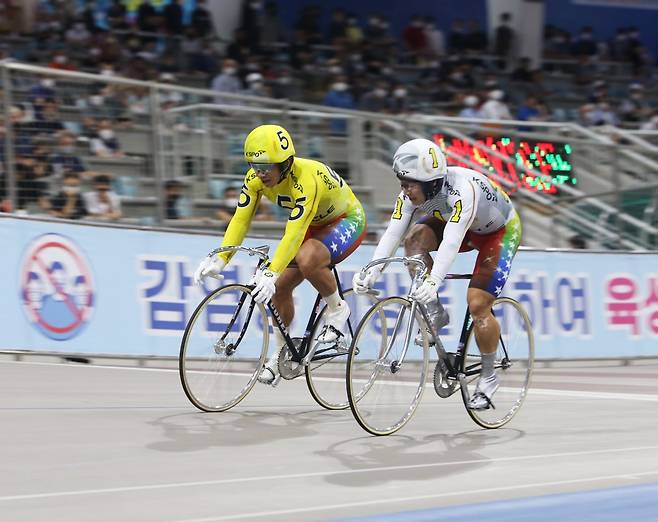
[
  {"x1": 430, "y1": 180, "x2": 478, "y2": 282},
  {"x1": 218, "y1": 175, "x2": 262, "y2": 264},
  {"x1": 370, "y1": 193, "x2": 415, "y2": 274},
  {"x1": 269, "y1": 175, "x2": 320, "y2": 273}
]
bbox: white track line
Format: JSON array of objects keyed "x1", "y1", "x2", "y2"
[
  {"x1": 176, "y1": 470, "x2": 658, "y2": 522},
  {"x1": 3, "y1": 360, "x2": 658, "y2": 402},
  {"x1": 2, "y1": 445, "x2": 658, "y2": 502}
]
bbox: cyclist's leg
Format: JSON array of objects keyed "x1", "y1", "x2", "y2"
[
  {"x1": 301, "y1": 205, "x2": 367, "y2": 339},
  {"x1": 260, "y1": 267, "x2": 304, "y2": 385},
  {"x1": 404, "y1": 216, "x2": 461, "y2": 341},
  {"x1": 272, "y1": 266, "x2": 305, "y2": 326},
  {"x1": 467, "y1": 210, "x2": 522, "y2": 406},
  {"x1": 468, "y1": 209, "x2": 522, "y2": 353}
]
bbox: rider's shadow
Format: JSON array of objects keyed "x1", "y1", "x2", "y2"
[
  {"x1": 317, "y1": 427, "x2": 525, "y2": 487},
  {"x1": 145, "y1": 408, "x2": 331, "y2": 453}
]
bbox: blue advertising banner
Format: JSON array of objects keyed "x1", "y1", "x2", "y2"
[{"x1": 2, "y1": 216, "x2": 657, "y2": 359}]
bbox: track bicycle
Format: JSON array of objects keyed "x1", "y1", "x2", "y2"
[
  {"x1": 346, "y1": 255, "x2": 535, "y2": 436},
  {"x1": 179, "y1": 245, "x2": 376, "y2": 412}
]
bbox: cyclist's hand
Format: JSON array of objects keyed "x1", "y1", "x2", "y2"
[
  {"x1": 412, "y1": 275, "x2": 441, "y2": 305},
  {"x1": 251, "y1": 269, "x2": 279, "y2": 304},
  {"x1": 353, "y1": 269, "x2": 377, "y2": 295},
  {"x1": 193, "y1": 255, "x2": 226, "y2": 286}
]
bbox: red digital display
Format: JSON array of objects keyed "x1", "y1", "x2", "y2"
[{"x1": 432, "y1": 134, "x2": 576, "y2": 195}]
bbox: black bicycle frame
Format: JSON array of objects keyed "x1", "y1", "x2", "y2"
[
  {"x1": 267, "y1": 266, "x2": 350, "y2": 363},
  {"x1": 219, "y1": 265, "x2": 349, "y2": 363}
]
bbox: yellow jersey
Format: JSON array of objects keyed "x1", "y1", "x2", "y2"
[{"x1": 219, "y1": 157, "x2": 361, "y2": 273}]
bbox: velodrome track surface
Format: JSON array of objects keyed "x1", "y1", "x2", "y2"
[{"x1": 1, "y1": 357, "x2": 658, "y2": 521}]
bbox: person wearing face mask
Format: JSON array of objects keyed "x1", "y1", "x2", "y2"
[
  {"x1": 49, "y1": 172, "x2": 87, "y2": 220},
  {"x1": 51, "y1": 131, "x2": 88, "y2": 177},
  {"x1": 390, "y1": 84, "x2": 410, "y2": 114},
  {"x1": 359, "y1": 81, "x2": 391, "y2": 113},
  {"x1": 48, "y1": 51, "x2": 76, "y2": 71},
  {"x1": 323, "y1": 76, "x2": 355, "y2": 134},
  {"x1": 216, "y1": 185, "x2": 273, "y2": 226},
  {"x1": 211, "y1": 59, "x2": 242, "y2": 104},
  {"x1": 83, "y1": 174, "x2": 122, "y2": 221},
  {"x1": 90, "y1": 119, "x2": 124, "y2": 158},
  {"x1": 194, "y1": 125, "x2": 367, "y2": 387}
]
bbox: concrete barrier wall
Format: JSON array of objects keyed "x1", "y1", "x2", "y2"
[{"x1": 3, "y1": 216, "x2": 657, "y2": 359}]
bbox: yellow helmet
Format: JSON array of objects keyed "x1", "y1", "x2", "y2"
[{"x1": 243, "y1": 124, "x2": 295, "y2": 164}]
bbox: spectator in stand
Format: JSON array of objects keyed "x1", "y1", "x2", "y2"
[
  {"x1": 403, "y1": 15, "x2": 427, "y2": 61},
  {"x1": 216, "y1": 185, "x2": 273, "y2": 225},
  {"x1": 511, "y1": 57, "x2": 533, "y2": 83},
  {"x1": 16, "y1": 139, "x2": 51, "y2": 212},
  {"x1": 211, "y1": 59, "x2": 242, "y2": 103},
  {"x1": 493, "y1": 12, "x2": 514, "y2": 70},
  {"x1": 573, "y1": 26, "x2": 597, "y2": 56},
  {"x1": 163, "y1": 0, "x2": 184, "y2": 35},
  {"x1": 244, "y1": 73, "x2": 270, "y2": 98},
  {"x1": 49, "y1": 171, "x2": 87, "y2": 220},
  {"x1": 240, "y1": 0, "x2": 264, "y2": 48},
  {"x1": 345, "y1": 15, "x2": 364, "y2": 45},
  {"x1": 359, "y1": 82, "x2": 390, "y2": 113},
  {"x1": 83, "y1": 174, "x2": 122, "y2": 221},
  {"x1": 620, "y1": 83, "x2": 652, "y2": 123},
  {"x1": 106, "y1": 0, "x2": 128, "y2": 31},
  {"x1": 517, "y1": 95, "x2": 540, "y2": 121},
  {"x1": 261, "y1": 2, "x2": 283, "y2": 48},
  {"x1": 568, "y1": 235, "x2": 587, "y2": 249},
  {"x1": 641, "y1": 109, "x2": 658, "y2": 131},
  {"x1": 191, "y1": 0, "x2": 215, "y2": 38},
  {"x1": 65, "y1": 21, "x2": 91, "y2": 49},
  {"x1": 459, "y1": 95, "x2": 482, "y2": 119},
  {"x1": 464, "y1": 19, "x2": 487, "y2": 54},
  {"x1": 389, "y1": 84, "x2": 410, "y2": 114},
  {"x1": 323, "y1": 76, "x2": 355, "y2": 134},
  {"x1": 424, "y1": 17, "x2": 445, "y2": 58},
  {"x1": 137, "y1": 1, "x2": 160, "y2": 33},
  {"x1": 89, "y1": 119, "x2": 124, "y2": 158},
  {"x1": 48, "y1": 49, "x2": 76, "y2": 71},
  {"x1": 480, "y1": 90, "x2": 512, "y2": 120},
  {"x1": 51, "y1": 131, "x2": 89, "y2": 178},
  {"x1": 164, "y1": 180, "x2": 185, "y2": 220},
  {"x1": 449, "y1": 19, "x2": 466, "y2": 53},
  {"x1": 28, "y1": 99, "x2": 65, "y2": 136},
  {"x1": 328, "y1": 8, "x2": 347, "y2": 43}
]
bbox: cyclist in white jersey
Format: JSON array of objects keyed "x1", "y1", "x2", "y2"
[{"x1": 353, "y1": 138, "x2": 522, "y2": 410}]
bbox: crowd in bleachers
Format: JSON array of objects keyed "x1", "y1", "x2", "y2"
[
  {"x1": 0, "y1": 0, "x2": 657, "y2": 226},
  {"x1": 0, "y1": 1, "x2": 655, "y2": 127}
]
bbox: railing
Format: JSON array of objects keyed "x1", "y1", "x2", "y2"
[{"x1": 1, "y1": 60, "x2": 656, "y2": 250}]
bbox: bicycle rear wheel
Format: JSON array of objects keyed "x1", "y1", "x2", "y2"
[
  {"x1": 179, "y1": 284, "x2": 268, "y2": 412},
  {"x1": 462, "y1": 297, "x2": 534, "y2": 428},
  {"x1": 305, "y1": 289, "x2": 378, "y2": 410},
  {"x1": 347, "y1": 297, "x2": 430, "y2": 436}
]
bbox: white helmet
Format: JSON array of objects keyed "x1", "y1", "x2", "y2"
[{"x1": 392, "y1": 138, "x2": 447, "y2": 198}]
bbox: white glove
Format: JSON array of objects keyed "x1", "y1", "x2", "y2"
[
  {"x1": 411, "y1": 274, "x2": 441, "y2": 306},
  {"x1": 353, "y1": 269, "x2": 378, "y2": 295},
  {"x1": 251, "y1": 269, "x2": 279, "y2": 304},
  {"x1": 193, "y1": 255, "x2": 226, "y2": 286}
]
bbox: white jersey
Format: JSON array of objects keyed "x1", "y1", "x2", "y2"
[{"x1": 371, "y1": 166, "x2": 515, "y2": 283}]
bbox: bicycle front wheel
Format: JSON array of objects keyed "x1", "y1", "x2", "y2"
[
  {"x1": 305, "y1": 289, "x2": 378, "y2": 410},
  {"x1": 347, "y1": 297, "x2": 430, "y2": 436},
  {"x1": 462, "y1": 297, "x2": 534, "y2": 428},
  {"x1": 179, "y1": 284, "x2": 268, "y2": 412}
]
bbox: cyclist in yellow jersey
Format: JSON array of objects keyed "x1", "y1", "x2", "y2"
[{"x1": 193, "y1": 124, "x2": 367, "y2": 386}]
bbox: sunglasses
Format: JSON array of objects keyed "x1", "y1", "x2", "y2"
[{"x1": 249, "y1": 162, "x2": 278, "y2": 173}]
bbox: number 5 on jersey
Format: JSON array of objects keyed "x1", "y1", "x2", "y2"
[{"x1": 277, "y1": 195, "x2": 307, "y2": 221}]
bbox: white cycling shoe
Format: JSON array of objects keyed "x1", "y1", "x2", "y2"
[
  {"x1": 316, "y1": 300, "x2": 350, "y2": 344},
  {"x1": 467, "y1": 373, "x2": 500, "y2": 410},
  {"x1": 258, "y1": 346, "x2": 283, "y2": 387}
]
